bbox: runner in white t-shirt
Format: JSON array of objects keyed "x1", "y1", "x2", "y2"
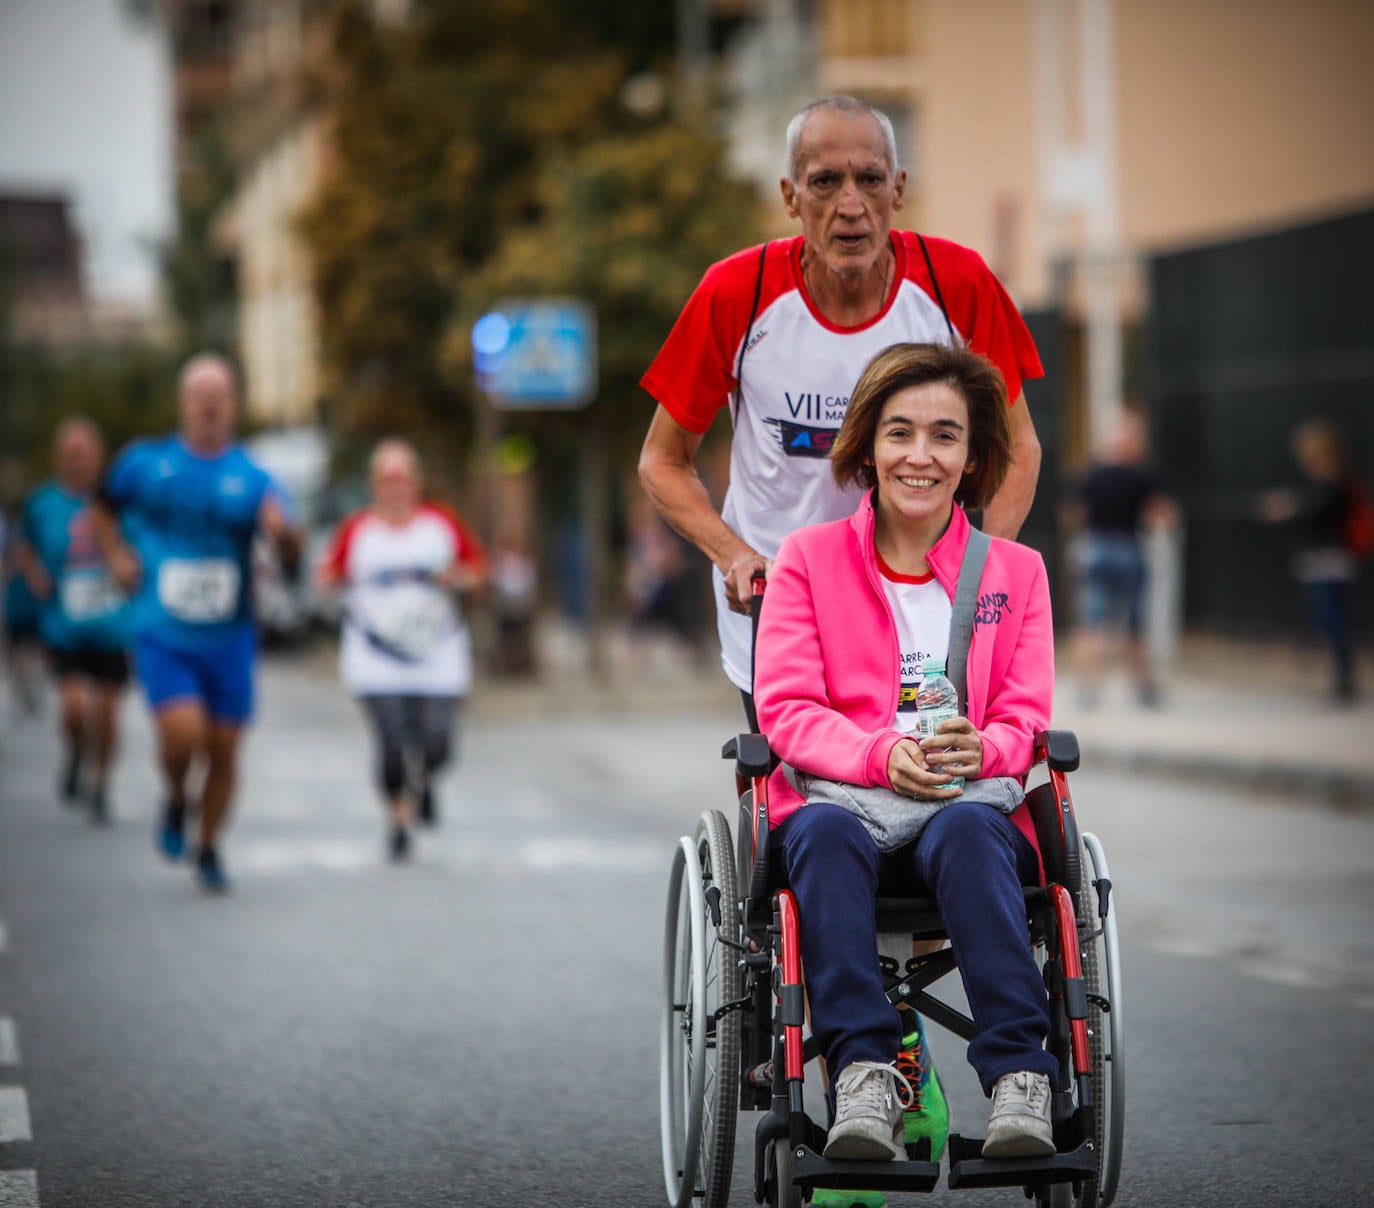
[
  {"x1": 638, "y1": 97, "x2": 1046, "y2": 1195},
  {"x1": 318, "y1": 440, "x2": 487, "y2": 859}
]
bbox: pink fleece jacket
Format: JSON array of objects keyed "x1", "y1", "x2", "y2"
[{"x1": 753, "y1": 494, "x2": 1054, "y2": 866}]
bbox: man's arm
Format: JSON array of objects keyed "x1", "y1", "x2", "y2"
[
  {"x1": 638, "y1": 405, "x2": 763, "y2": 614},
  {"x1": 90, "y1": 499, "x2": 140, "y2": 592},
  {"x1": 981, "y1": 393, "x2": 1041, "y2": 541},
  {"x1": 10, "y1": 538, "x2": 51, "y2": 599},
  {"x1": 258, "y1": 494, "x2": 304, "y2": 575}
]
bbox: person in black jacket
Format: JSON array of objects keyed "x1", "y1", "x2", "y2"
[{"x1": 1259, "y1": 419, "x2": 1364, "y2": 703}]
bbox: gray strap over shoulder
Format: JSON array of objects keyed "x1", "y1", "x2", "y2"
[{"x1": 946, "y1": 521, "x2": 990, "y2": 718}]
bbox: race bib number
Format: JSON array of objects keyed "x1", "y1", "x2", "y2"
[
  {"x1": 60, "y1": 570, "x2": 124, "y2": 621},
  {"x1": 369, "y1": 592, "x2": 451, "y2": 662},
  {"x1": 158, "y1": 558, "x2": 241, "y2": 624}
]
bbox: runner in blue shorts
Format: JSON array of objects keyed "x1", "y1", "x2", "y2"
[
  {"x1": 15, "y1": 418, "x2": 132, "y2": 822},
  {"x1": 92, "y1": 354, "x2": 302, "y2": 892}
]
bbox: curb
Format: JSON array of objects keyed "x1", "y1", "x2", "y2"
[{"x1": 1079, "y1": 740, "x2": 1374, "y2": 812}]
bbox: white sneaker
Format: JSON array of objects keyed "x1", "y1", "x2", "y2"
[
  {"x1": 823, "y1": 1060, "x2": 914, "y2": 1161},
  {"x1": 983, "y1": 1070, "x2": 1055, "y2": 1158}
]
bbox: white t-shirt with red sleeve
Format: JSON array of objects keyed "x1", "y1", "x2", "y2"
[
  {"x1": 641, "y1": 230, "x2": 1042, "y2": 691},
  {"x1": 322, "y1": 502, "x2": 487, "y2": 697}
]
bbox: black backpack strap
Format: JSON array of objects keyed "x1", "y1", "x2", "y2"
[
  {"x1": 731, "y1": 241, "x2": 769, "y2": 424},
  {"x1": 917, "y1": 233, "x2": 955, "y2": 341},
  {"x1": 946, "y1": 520, "x2": 990, "y2": 717}
]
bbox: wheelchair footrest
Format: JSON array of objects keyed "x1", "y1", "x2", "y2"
[
  {"x1": 945, "y1": 1133, "x2": 1098, "y2": 1190},
  {"x1": 791, "y1": 1146, "x2": 941, "y2": 1194}
]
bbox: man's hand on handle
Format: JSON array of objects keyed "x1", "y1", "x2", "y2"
[{"x1": 724, "y1": 551, "x2": 772, "y2": 615}]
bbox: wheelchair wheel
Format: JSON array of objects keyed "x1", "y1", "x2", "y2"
[
  {"x1": 1050, "y1": 833, "x2": 1124, "y2": 1208},
  {"x1": 660, "y1": 810, "x2": 742, "y2": 1208},
  {"x1": 1081, "y1": 832, "x2": 1124, "y2": 1207}
]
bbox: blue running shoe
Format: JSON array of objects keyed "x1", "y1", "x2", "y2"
[
  {"x1": 158, "y1": 802, "x2": 186, "y2": 860},
  {"x1": 195, "y1": 847, "x2": 230, "y2": 893}
]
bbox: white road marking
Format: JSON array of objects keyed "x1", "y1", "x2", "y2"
[
  {"x1": 0, "y1": 1019, "x2": 18, "y2": 1065},
  {"x1": 0, "y1": 1170, "x2": 39, "y2": 1207},
  {"x1": 0, "y1": 921, "x2": 8, "y2": 954},
  {"x1": 0, "y1": 1086, "x2": 31, "y2": 1142},
  {"x1": 229, "y1": 834, "x2": 664, "y2": 877}
]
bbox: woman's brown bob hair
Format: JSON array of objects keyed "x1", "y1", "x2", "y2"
[{"x1": 830, "y1": 342, "x2": 1013, "y2": 510}]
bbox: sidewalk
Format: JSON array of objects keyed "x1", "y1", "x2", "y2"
[
  {"x1": 471, "y1": 622, "x2": 1374, "y2": 809},
  {"x1": 1052, "y1": 634, "x2": 1374, "y2": 808}
]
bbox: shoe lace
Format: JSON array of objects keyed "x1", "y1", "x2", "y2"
[
  {"x1": 895, "y1": 1039, "x2": 926, "y2": 1115},
  {"x1": 837, "y1": 1060, "x2": 916, "y2": 1115},
  {"x1": 992, "y1": 1071, "x2": 1048, "y2": 1114}
]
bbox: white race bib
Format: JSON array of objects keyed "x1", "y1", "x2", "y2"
[
  {"x1": 369, "y1": 590, "x2": 451, "y2": 661},
  {"x1": 158, "y1": 558, "x2": 240, "y2": 624},
  {"x1": 60, "y1": 570, "x2": 123, "y2": 621}
]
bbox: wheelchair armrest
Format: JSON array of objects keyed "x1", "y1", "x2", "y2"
[
  {"x1": 722, "y1": 732, "x2": 773, "y2": 779},
  {"x1": 1024, "y1": 781, "x2": 1081, "y2": 894},
  {"x1": 1034, "y1": 728, "x2": 1081, "y2": 773}
]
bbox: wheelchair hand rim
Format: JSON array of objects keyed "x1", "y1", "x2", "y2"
[{"x1": 660, "y1": 835, "x2": 710, "y2": 1208}]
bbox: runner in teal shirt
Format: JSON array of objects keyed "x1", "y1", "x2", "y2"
[{"x1": 16, "y1": 418, "x2": 131, "y2": 821}]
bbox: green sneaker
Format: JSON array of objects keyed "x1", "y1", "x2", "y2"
[
  {"x1": 897, "y1": 1013, "x2": 949, "y2": 1160},
  {"x1": 811, "y1": 1189, "x2": 886, "y2": 1208}
]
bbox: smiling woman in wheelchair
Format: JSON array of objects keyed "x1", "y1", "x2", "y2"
[{"x1": 754, "y1": 341, "x2": 1059, "y2": 1164}]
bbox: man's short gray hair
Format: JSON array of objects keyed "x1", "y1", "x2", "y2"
[
  {"x1": 785, "y1": 96, "x2": 899, "y2": 182},
  {"x1": 177, "y1": 352, "x2": 239, "y2": 398}
]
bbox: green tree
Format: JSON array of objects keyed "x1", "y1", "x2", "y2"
[{"x1": 300, "y1": 0, "x2": 756, "y2": 468}]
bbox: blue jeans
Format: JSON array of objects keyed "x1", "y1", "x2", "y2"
[
  {"x1": 1079, "y1": 533, "x2": 1146, "y2": 634},
  {"x1": 770, "y1": 800, "x2": 1059, "y2": 1096},
  {"x1": 1303, "y1": 579, "x2": 1355, "y2": 697}
]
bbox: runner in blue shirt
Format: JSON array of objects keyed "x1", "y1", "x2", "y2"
[
  {"x1": 92, "y1": 354, "x2": 302, "y2": 892},
  {"x1": 15, "y1": 418, "x2": 131, "y2": 821}
]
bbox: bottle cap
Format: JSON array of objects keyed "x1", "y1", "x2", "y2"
[{"x1": 922, "y1": 656, "x2": 947, "y2": 675}]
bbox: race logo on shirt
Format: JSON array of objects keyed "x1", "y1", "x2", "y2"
[
  {"x1": 767, "y1": 419, "x2": 840, "y2": 458},
  {"x1": 896, "y1": 649, "x2": 937, "y2": 712},
  {"x1": 766, "y1": 388, "x2": 850, "y2": 458}
]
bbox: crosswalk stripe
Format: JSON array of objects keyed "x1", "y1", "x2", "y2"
[
  {"x1": 0, "y1": 1169, "x2": 39, "y2": 1207},
  {"x1": 0, "y1": 1019, "x2": 19, "y2": 1066},
  {"x1": 0, "y1": 1087, "x2": 31, "y2": 1143}
]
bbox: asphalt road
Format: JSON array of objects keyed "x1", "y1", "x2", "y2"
[{"x1": 1, "y1": 652, "x2": 1372, "y2": 1207}]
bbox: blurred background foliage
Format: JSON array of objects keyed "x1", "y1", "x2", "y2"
[
  {"x1": 301, "y1": 0, "x2": 759, "y2": 484},
  {"x1": 4, "y1": 0, "x2": 760, "y2": 513}
]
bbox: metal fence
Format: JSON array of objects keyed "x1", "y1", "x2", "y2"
[{"x1": 1145, "y1": 206, "x2": 1374, "y2": 638}]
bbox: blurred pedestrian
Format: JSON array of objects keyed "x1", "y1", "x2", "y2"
[
  {"x1": 490, "y1": 538, "x2": 537, "y2": 677},
  {"x1": 14, "y1": 418, "x2": 131, "y2": 821},
  {"x1": 92, "y1": 353, "x2": 302, "y2": 892},
  {"x1": 1063, "y1": 410, "x2": 1176, "y2": 708},
  {"x1": 1258, "y1": 419, "x2": 1370, "y2": 703},
  {"x1": 638, "y1": 94, "x2": 1047, "y2": 1185},
  {"x1": 317, "y1": 439, "x2": 487, "y2": 860},
  {"x1": 2, "y1": 507, "x2": 46, "y2": 719},
  {"x1": 625, "y1": 492, "x2": 703, "y2": 657}
]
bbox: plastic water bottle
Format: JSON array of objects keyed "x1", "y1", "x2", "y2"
[{"x1": 916, "y1": 656, "x2": 964, "y2": 790}]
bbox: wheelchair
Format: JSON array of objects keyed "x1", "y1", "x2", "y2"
[{"x1": 660, "y1": 724, "x2": 1124, "y2": 1207}]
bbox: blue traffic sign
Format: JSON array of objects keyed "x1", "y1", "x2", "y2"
[{"x1": 474, "y1": 299, "x2": 596, "y2": 409}]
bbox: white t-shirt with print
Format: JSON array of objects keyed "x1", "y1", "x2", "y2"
[
  {"x1": 322, "y1": 504, "x2": 485, "y2": 696},
  {"x1": 879, "y1": 565, "x2": 951, "y2": 735}
]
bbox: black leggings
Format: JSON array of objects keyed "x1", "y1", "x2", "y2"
[{"x1": 360, "y1": 694, "x2": 461, "y2": 797}]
